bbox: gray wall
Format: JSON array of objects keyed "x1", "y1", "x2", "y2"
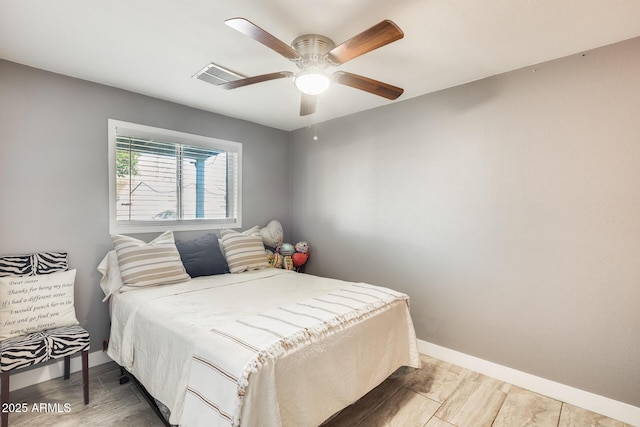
[
  {"x1": 289, "y1": 37, "x2": 640, "y2": 406},
  {"x1": 0, "y1": 60, "x2": 290, "y2": 351}
]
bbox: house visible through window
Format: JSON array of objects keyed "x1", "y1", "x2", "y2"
[{"x1": 108, "y1": 119, "x2": 242, "y2": 233}]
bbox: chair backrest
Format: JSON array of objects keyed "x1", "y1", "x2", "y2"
[{"x1": 0, "y1": 252, "x2": 68, "y2": 277}]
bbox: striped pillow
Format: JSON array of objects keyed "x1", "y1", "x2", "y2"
[
  {"x1": 220, "y1": 226, "x2": 269, "y2": 273},
  {"x1": 111, "y1": 230, "x2": 190, "y2": 290}
]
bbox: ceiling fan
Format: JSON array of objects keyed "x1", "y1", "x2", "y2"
[{"x1": 219, "y1": 18, "x2": 405, "y2": 116}]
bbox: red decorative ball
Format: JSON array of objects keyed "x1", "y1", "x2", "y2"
[{"x1": 291, "y1": 252, "x2": 309, "y2": 267}]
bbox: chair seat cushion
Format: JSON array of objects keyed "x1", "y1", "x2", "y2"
[{"x1": 0, "y1": 325, "x2": 89, "y2": 372}]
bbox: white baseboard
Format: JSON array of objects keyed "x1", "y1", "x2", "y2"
[
  {"x1": 7, "y1": 350, "x2": 113, "y2": 392},
  {"x1": 417, "y1": 340, "x2": 640, "y2": 426}
]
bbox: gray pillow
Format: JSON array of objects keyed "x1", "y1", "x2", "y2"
[{"x1": 176, "y1": 233, "x2": 229, "y2": 278}]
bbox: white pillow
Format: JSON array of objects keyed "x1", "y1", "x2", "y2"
[
  {"x1": 260, "y1": 220, "x2": 284, "y2": 248},
  {"x1": 111, "y1": 230, "x2": 190, "y2": 291},
  {"x1": 0, "y1": 269, "x2": 79, "y2": 340},
  {"x1": 97, "y1": 250, "x2": 124, "y2": 302},
  {"x1": 220, "y1": 226, "x2": 269, "y2": 273}
]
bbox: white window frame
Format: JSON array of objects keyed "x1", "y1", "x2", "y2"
[{"x1": 108, "y1": 119, "x2": 242, "y2": 234}]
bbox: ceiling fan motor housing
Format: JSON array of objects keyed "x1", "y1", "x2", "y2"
[{"x1": 291, "y1": 34, "x2": 335, "y2": 69}]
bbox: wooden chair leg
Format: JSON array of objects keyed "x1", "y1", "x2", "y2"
[
  {"x1": 82, "y1": 350, "x2": 89, "y2": 404},
  {"x1": 1, "y1": 371, "x2": 9, "y2": 427},
  {"x1": 64, "y1": 355, "x2": 71, "y2": 380}
]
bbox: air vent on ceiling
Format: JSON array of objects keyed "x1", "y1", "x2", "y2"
[{"x1": 192, "y1": 62, "x2": 246, "y2": 86}]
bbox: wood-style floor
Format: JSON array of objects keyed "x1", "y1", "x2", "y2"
[{"x1": 4, "y1": 354, "x2": 632, "y2": 426}]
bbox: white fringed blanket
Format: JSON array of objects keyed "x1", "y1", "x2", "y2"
[{"x1": 108, "y1": 269, "x2": 420, "y2": 427}]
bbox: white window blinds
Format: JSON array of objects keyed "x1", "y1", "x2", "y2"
[{"x1": 108, "y1": 120, "x2": 242, "y2": 233}]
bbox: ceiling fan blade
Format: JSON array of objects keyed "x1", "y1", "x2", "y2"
[
  {"x1": 217, "y1": 71, "x2": 293, "y2": 90},
  {"x1": 300, "y1": 93, "x2": 317, "y2": 116},
  {"x1": 333, "y1": 71, "x2": 404, "y2": 100},
  {"x1": 326, "y1": 20, "x2": 403, "y2": 65},
  {"x1": 225, "y1": 18, "x2": 302, "y2": 61}
]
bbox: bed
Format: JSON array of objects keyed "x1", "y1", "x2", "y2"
[{"x1": 100, "y1": 231, "x2": 420, "y2": 427}]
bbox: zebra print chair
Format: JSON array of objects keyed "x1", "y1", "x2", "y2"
[{"x1": 0, "y1": 252, "x2": 89, "y2": 427}]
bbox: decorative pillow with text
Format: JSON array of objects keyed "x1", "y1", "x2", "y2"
[{"x1": 0, "y1": 269, "x2": 79, "y2": 340}]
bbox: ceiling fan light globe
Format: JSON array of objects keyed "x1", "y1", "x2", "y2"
[{"x1": 294, "y1": 71, "x2": 331, "y2": 95}]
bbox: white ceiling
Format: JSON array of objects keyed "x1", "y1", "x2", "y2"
[{"x1": 2, "y1": 0, "x2": 640, "y2": 131}]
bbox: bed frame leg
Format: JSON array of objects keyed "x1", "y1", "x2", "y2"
[{"x1": 119, "y1": 366, "x2": 130, "y2": 384}]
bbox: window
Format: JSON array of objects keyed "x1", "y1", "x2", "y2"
[{"x1": 108, "y1": 119, "x2": 242, "y2": 233}]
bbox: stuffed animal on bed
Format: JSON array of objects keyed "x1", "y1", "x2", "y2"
[
  {"x1": 260, "y1": 220, "x2": 284, "y2": 250},
  {"x1": 266, "y1": 249, "x2": 284, "y2": 268},
  {"x1": 292, "y1": 241, "x2": 309, "y2": 272},
  {"x1": 260, "y1": 220, "x2": 310, "y2": 271},
  {"x1": 277, "y1": 243, "x2": 295, "y2": 270},
  {"x1": 294, "y1": 241, "x2": 309, "y2": 254}
]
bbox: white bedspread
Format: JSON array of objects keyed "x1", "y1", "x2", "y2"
[{"x1": 107, "y1": 269, "x2": 420, "y2": 426}]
